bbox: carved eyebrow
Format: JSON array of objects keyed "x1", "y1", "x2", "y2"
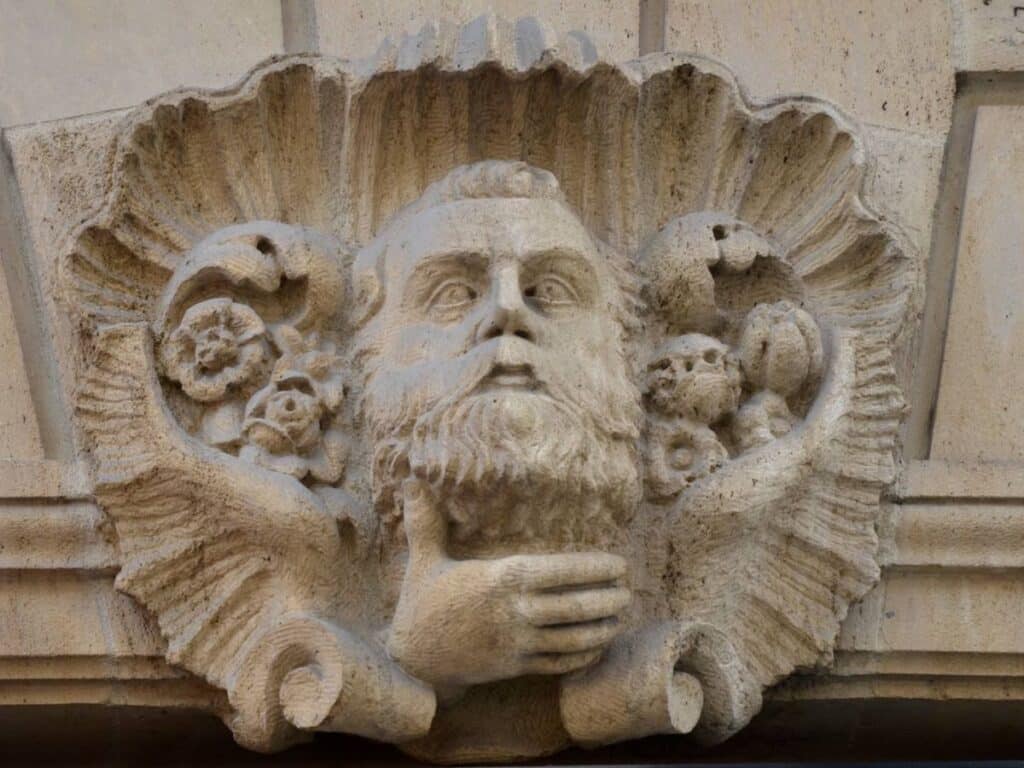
[
  {"x1": 519, "y1": 248, "x2": 600, "y2": 296},
  {"x1": 402, "y1": 252, "x2": 488, "y2": 306}
]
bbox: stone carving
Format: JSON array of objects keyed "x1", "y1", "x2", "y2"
[{"x1": 61, "y1": 17, "x2": 913, "y2": 764}]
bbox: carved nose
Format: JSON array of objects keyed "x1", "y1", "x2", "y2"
[{"x1": 477, "y1": 267, "x2": 535, "y2": 343}]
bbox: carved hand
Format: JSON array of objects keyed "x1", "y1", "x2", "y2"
[{"x1": 387, "y1": 480, "x2": 631, "y2": 692}]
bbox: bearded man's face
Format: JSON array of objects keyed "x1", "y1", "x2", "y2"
[{"x1": 357, "y1": 197, "x2": 642, "y2": 552}]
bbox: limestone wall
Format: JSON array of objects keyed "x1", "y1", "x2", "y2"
[{"x1": 2, "y1": 0, "x2": 1024, "y2": 760}]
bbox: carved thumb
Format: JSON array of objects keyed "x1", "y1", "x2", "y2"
[{"x1": 401, "y1": 478, "x2": 447, "y2": 570}]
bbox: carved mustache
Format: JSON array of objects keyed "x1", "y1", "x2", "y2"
[
  {"x1": 467, "y1": 337, "x2": 548, "y2": 389},
  {"x1": 423, "y1": 337, "x2": 556, "y2": 408},
  {"x1": 363, "y1": 336, "x2": 557, "y2": 439},
  {"x1": 364, "y1": 332, "x2": 641, "y2": 446}
]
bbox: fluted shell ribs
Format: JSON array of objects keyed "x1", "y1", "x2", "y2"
[{"x1": 63, "y1": 16, "x2": 913, "y2": 764}]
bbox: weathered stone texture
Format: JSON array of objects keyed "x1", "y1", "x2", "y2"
[
  {"x1": 38, "y1": 30, "x2": 909, "y2": 756},
  {"x1": 660, "y1": 0, "x2": 955, "y2": 394},
  {"x1": 4, "y1": 2, "x2": 1024, "y2": 763},
  {"x1": 0, "y1": 264, "x2": 44, "y2": 459},
  {"x1": 953, "y1": 0, "x2": 1024, "y2": 71},
  {"x1": 665, "y1": 0, "x2": 954, "y2": 135}
]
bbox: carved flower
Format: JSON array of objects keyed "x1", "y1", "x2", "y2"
[
  {"x1": 247, "y1": 387, "x2": 322, "y2": 453},
  {"x1": 160, "y1": 298, "x2": 268, "y2": 402},
  {"x1": 645, "y1": 417, "x2": 729, "y2": 501},
  {"x1": 645, "y1": 334, "x2": 741, "y2": 425},
  {"x1": 240, "y1": 330, "x2": 347, "y2": 483}
]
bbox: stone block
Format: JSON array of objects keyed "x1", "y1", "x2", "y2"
[
  {"x1": 953, "y1": 0, "x2": 1024, "y2": 72},
  {"x1": 664, "y1": 0, "x2": 954, "y2": 136},
  {"x1": 313, "y1": 0, "x2": 640, "y2": 61},
  {"x1": 931, "y1": 106, "x2": 1024, "y2": 463},
  {"x1": 0, "y1": 0, "x2": 284, "y2": 126}
]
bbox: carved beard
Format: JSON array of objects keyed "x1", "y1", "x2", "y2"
[{"x1": 361, "y1": 337, "x2": 642, "y2": 552}]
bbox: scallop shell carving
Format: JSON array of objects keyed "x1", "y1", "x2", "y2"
[
  {"x1": 63, "y1": 15, "x2": 914, "y2": 763},
  {"x1": 66, "y1": 17, "x2": 912, "y2": 341}
]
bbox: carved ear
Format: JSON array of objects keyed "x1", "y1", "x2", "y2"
[
  {"x1": 350, "y1": 238, "x2": 385, "y2": 330},
  {"x1": 640, "y1": 212, "x2": 804, "y2": 335},
  {"x1": 153, "y1": 221, "x2": 348, "y2": 341}
]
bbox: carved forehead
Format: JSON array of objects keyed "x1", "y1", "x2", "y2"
[
  {"x1": 380, "y1": 197, "x2": 600, "y2": 276},
  {"x1": 351, "y1": 163, "x2": 633, "y2": 328}
]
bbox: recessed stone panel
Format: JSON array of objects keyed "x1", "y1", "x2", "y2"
[{"x1": 931, "y1": 106, "x2": 1024, "y2": 463}]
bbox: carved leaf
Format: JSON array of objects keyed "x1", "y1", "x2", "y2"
[
  {"x1": 664, "y1": 328, "x2": 900, "y2": 699},
  {"x1": 77, "y1": 323, "x2": 345, "y2": 687}
]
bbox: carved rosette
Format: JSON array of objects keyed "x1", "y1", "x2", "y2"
[{"x1": 62, "y1": 16, "x2": 913, "y2": 764}]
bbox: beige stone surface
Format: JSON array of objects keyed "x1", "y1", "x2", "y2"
[
  {"x1": 31, "y1": 35, "x2": 909, "y2": 757},
  {"x1": 2, "y1": 3, "x2": 1023, "y2": 763},
  {"x1": 861, "y1": 126, "x2": 946, "y2": 254},
  {"x1": 844, "y1": 569, "x2": 1024, "y2": 655},
  {"x1": 953, "y1": 0, "x2": 1024, "y2": 71},
  {"x1": 4, "y1": 111, "x2": 127, "y2": 458},
  {"x1": 931, "y1": 106, "x2": 1024, "y2": 463},
  {"x1": 0, "y1": 262, "x2": 44, "y2": 459},
  {"x1": 664, "y1": 0, "x2": 954, "y2": 136},
  {"x1": 0, "y1": 0, "x2": 284, "y2": 127},
  {"x1": 899, "y1": 459, "x2": 1024, "y2": 500},
  {"x1": 313, "y1": 0, "x2": 640, "y2": 60},
  {"x1": 0, "y1": 571, "x2": 161, "y2": 657}
]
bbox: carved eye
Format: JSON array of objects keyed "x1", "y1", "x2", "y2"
[
  {"x1": 427, "y1": 280, "x2": 478, "y2": 315},
  {"x1": 523, "y1": 275, "x2": 579, "y2": 310}
]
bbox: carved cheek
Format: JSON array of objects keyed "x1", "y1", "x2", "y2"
[
  {"x1": 390, "y1": 322, "x2": 466, "y2": 366},
  {"x1": 549, "y1": 313, "x2": 606, "y2": 357}
]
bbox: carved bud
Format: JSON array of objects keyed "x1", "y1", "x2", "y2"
[
  {"x1": 640, "y1": 213, "x2": 783, "y2": 334},
  {"x1": 737, "y1": 300, "x2": 823, "y2": 399}
]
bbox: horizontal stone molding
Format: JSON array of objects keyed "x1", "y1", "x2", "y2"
[
  {"x1": 0, "y1": 460, "x2": 91, "y2": 500},
  {"x1": 6, "y1": 494, "x2": 1024, "y2": 707},
  {"x1": 898, "y1": 460, "x2": 1024, "y2": 501}
]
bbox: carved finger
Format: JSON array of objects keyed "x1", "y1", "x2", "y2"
[
  {"x1": 518, "y1": 587, "x2": 631, "y2": 626},
  {"x1": 520, "y1": 650, "x2": 603, "y2": 676},
  {"x1": 505, "y1": 553, "x2": 627, "y2": 591},
  {"x1": 529, "y1": 618, "x2": 624, "y2": 654},
  {"x1": 401, "y1": 478, "x2": 447, "y2": 569}
]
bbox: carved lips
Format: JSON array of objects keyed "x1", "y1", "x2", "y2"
[
  {"x1": 474, "y1": 337, "x2": 543, "y2": 391},
  {"x1": 483, "y1": 362, "x2": 536, "y2": 389}
]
